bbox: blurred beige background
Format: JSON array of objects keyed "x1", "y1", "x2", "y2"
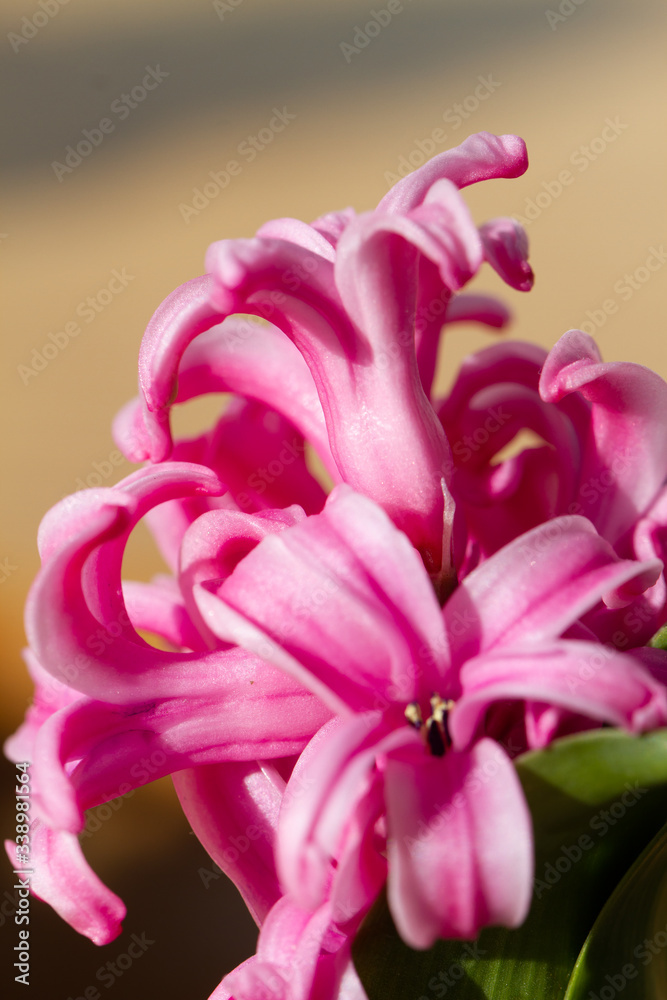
[{"x1": 1, "y1": 0, "x2": 666, "y2": 995}]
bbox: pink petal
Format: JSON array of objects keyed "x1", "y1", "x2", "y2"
[
  {"x1": 206, "y1": 234, "x2": 454, "y2": 574},
  {"x1": 458, "y1": 448, "x2": 569, "y2": 561},
  {"x1": 444, "y1": 515, "x2": 662, "y2": 664},
  {"x1": 256, "y1": 216, "x2": 337, "y2": 259},
  {"x1": 204, "y1": 399, "x2": 329, "y2": 514},
  {"x1": 479, "y1": 217, "x2": 534, "y2": 291},
  {"x1": 443, "y1": 292, "x2": 511, "y2": 329},
  {"x1": 137, "y1": 433, "x2": 232, "y2": 574},
  {"x1": 630, "y1": 646, "x2": 667, "y2": 686},
  {"x1": 452, "y1": 641, "x2": 667, "y2": 748},
  {"x1": 135, "y1": 403, "x2": 324, "y2": 580},
  {"x1": 152, "y1": 316, "x2": 335, "y2": 473},
  {"x1": 197, "y1": 487, "x2": 449, "y2": 714},
  {"x1": 539, "y1": 329, "x2": 667, "y2": 544},
  {"x1": 523, "y1": 701, "x2": 595, "y2": 750},
  {"x1": 31, "y1": 659, "x2": 330, "y2": 832},
  {"x1": 122, "y1": 577, "x2": 208, "y2": 651},
  {"x1": 444, "y1": 380, "x2": 582, "y2": 554},
  {"x1": 214, "y1": 898, "x2": 338, "y2": 1000},
  {"x1": 179, "y1": 503, "x2": 306, "y2": 645},
  {"x1": 411, "y1": 257, "x2": 449, "y2": 398},
  {"x1": 25, "y1": 465, "x2": 242, "y2": 703},
  {"x1": 3, "y1": 649, "x2": 80, "y2": 763},
  {"x1": 631, "y1": 484, "x2": 667, "y2": 625},
  {"x1": 378, "y1": 132, "x2": 529, "y2": 213},
  {"x1": 173, "y1": 762, "x2": 285, "y2": 926},
  {"x1": 131, "y1": 274, "x2": 224, "y2": 461},
  {"x1": 309, "y1": 207, "x2": 358, "y2": 248},
  {"x1": 277, "y1": 716, "x2": 399, "y2": 914},
  {"x1": 439, "y1": 339, "x2": 548, "y2": 421},
  {"x1": 384, "y1": 739, "x2": 532, "y2": 946},
  {"x1": 6, "y1": 823, "x2": 125, "y2": 945}
]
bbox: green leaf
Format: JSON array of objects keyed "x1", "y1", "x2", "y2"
[
  {"x1": 352, "y1": 729, "x2": 667, "y2": 1000},
  {"x1": 564, "y1": 821, "x2": 667, "y2": 999},
  {"x1": 649, "y1": 625, "x2": 667, "y2": 650}
]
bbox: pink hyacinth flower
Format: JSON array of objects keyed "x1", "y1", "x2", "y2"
[
  {"x1": 183, "y1": 760, "x2": 372, "y2": 1000},
  {"x1": 6, "y1": 462, "x2": 332, "y2": 943},
  {"x1": 439, "y1": 329, "x2": 667, "y2": 638},
  {"x1": 193, "y1": 486, "x2": 666, "y2": 948},
  {"x1": 115, "y1": 132, "x2": 533, "y2": 581}
]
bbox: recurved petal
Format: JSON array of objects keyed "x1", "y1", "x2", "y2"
[
  {"x1": 197, "y1": 487, "x2": 449, "y2": 715},
  {"x1": 30, "y1": 657, "x2": 331, "y2": 833},
  {"x1": 439, "y1": 339, "x2": 548, "y2": 423},
  {"x1": 442, "y1": 292, "x2": 511, "y2": 329},
  {"x1": 451, "y1": 641, "x2": 667, "y2": 749},
  {"x1": 163, "y1": 318, "x2": 334, "y2": 472},
  {"x1": 384, "y1": 738, "x2": 532, "y2": 947},
  {"x1": 173, "y1": 761, "x2": 285, "y2": 926},
  {"x1": 118, "y1": 305, "x2": 335, "y2": 472},
  {"x1": 378, "y1": 132, "x2": 529, "y2": 213},
  {"x1": 479, "y1": 217, "x2": 533, "y2": 291},
  {"x1": 276, "y1": 715, "x2": 401, "y2": 914},
  {"x1": 179, "y1": 503, "x2": 307, "y2": 644},
  {"x1": 5, "y1": 823, "x2": 125, "y2": 945},
  {"x1": 3, "y1": 649, "x2": 80, "y2": 763},
  {"x1": 26, "y1": 464, "x2": 232, "y2": 703},
  {"x1": 122, "y1": 577, "x2": 208, "y2": 651},
  {"x1": 207, "y1": 232, "x2": 454, "y2": 574},
  {"x1": 129, "y1": 274, "x2": 225, "y2": 461},
  {"x1": 631, "y1": 484, "x2": 667, "y2": 623},
  {"x1": 256, "y1": 216, "x2": 338, "y2": 259},
  {"x1": 212, "y1": 898, "x2": 339, "y2": 1000},
  {"x1": 310, "y1": 207, "x2": 358, "y2": 248},
  {"x1": 204, "y1": 400, "x2": 329, "y2": 514},
  {"x1": 539, "y1": 329, "x2": 667, "y2": 544},
  {"x1": 444, "y1": 515, "x2": 662, "y2": 664}
]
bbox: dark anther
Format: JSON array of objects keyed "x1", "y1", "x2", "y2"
[{"x1": 426, "y1": 718, "x2": 446, "y2": 757}]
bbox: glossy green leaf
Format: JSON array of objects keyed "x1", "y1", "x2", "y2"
[
  {"x1": 353, "y1": 729, "x2": 667, "y2": 1000},
  {"x1": 564, "y1": 821, "x2": 667, "y2": 999},
  {"x1": 649, "y1": 625, "x2": 667, "y2": 650}
]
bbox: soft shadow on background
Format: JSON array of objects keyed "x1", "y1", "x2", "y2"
[{"x1": 1, "y1": 0, "x2": 665, "y2": 995}]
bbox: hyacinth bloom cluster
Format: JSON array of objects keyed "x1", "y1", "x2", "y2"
[{"x1": 6, "y1": 132, "x2": 667, "y2": 1000}]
